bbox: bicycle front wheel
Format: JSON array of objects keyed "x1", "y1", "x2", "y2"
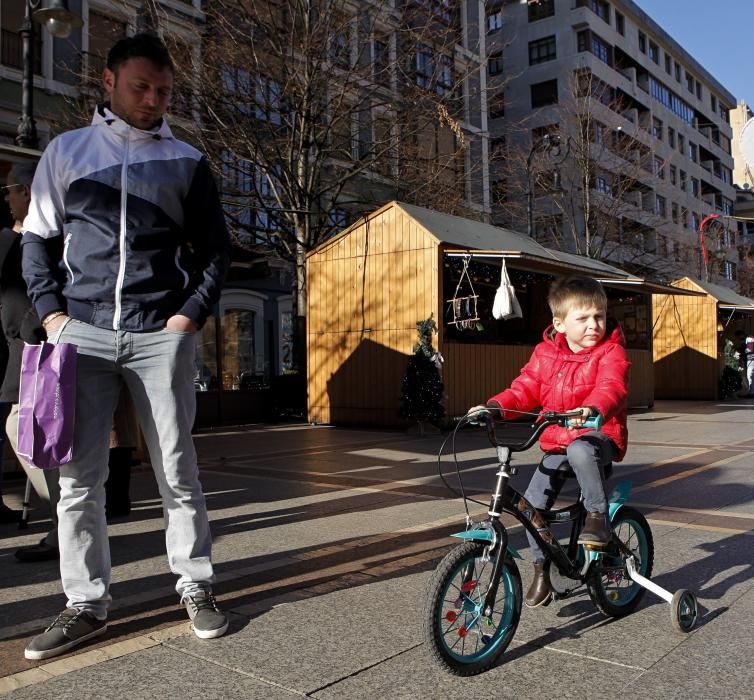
[
  {"x1": 587, "y1": 505, "x2": 654, "y2": 617},
  {"x1": 423, "y1": 542, "x2": 522, "y2": 676}
]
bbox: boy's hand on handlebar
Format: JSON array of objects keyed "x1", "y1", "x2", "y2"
[
  {"x1": 566, "y1": 406, "x2": 593, "y2": 429},
  {"x1": 467, "y1": 405, "x2": 492, "y2": 424}
]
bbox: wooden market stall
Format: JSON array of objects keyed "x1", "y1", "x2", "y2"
[
  {"x1": 307, "y1": 201, "x2": 673, "y2": 427},
  {"x1": 652, "y1": 277, "x2": 754, "y2": 399}
]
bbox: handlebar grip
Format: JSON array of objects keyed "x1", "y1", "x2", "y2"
[{"x1": 566, "y1": 415, "x2": 603, "y2": 430}]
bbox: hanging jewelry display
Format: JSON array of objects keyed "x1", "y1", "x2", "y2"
[{"x1": 446, "y1": 255, "x2": 479, "y2": 330}]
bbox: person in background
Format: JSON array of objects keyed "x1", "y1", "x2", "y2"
[
  {"x1": 1, "y1": 163, "x2": 48, "y2": 533},
  {"x1": 21, "y1": 33, "x2": 230, "y2": 660}
]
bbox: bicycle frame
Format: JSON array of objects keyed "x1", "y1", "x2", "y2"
[{"x1": 450, "y1": 413, "x2": 622, "y2": 613}]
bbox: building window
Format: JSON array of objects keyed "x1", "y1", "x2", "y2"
[
  {"x1": 415, "y1": 44, "x2": 433, "y2": 89},
  {"x1": 638, "y1": 31, "x2": 646, "y2": 54},
  {"x1": 596, "y1": 175, "x2": 612, "y2": 196},
  {"x1": 530, "y1": 79, "x2": 558, "y2": 108},
  {"x1": 690, "y1": 178, "x2": 699, "y2": 197},
  {"x1": 528, "y1": 36, "x2": 556, "y2": 65},
  {"x1": 668, "y1": 127, "x2": 675, "y2": 148},
  {"x1": 648, "y1": 41, "x2": 659, "y2": 64},
  {"x1": 664, "y1": 54, "x2": 671, "y2": 74},
  {"x1": 436, "y1": 53, "x2": 453, "y2": 95},
  {"x1": 679, "y1": 170, "x2": 687, "y2": 192},
  {"x1": 486, "y1": 7, "x2": 503, "y2": 33},
  {"x1": 373, "y1": 36, "x2": 390, "y2": 86},
  {"x1": 669, "y1": 164, "x2": 677, "y2": 185},
  {"x1": 696, "y1": 81, "x2": 702, "y2": 100},
  {"x1": 329, "y1": 208, "x2": 348, "y2": 230},
  {"x1": 489, "y1": 50, "x2": 504, "y2": 75},
  {"x1": 652, "y1": 117, "x2": 663, "y2": 140},
  {"x1": 671, "y1": 202, "x2": 679, "y2": 223},
  {"x1": 686, "y1": 71, "x2": 694, "y2": 93},
  {"x1": 255, "y1": 76, "x2": 282, "y2": 125},
  {"x1": 654, "y1": 157, "x2": 664, "y2": 179},
  {"x1": 578, "y1": 30, "x2": 610, "y2": 65},
  {"x1": 674, "y1": 61, "x2": 681, "y2": 82},
  {"x1": 722, "y1": 260, "x2": 736, "y2": 281},
  {"x1": 688, "y1": 141, "x2": 697, "y2": 163},
  {"x1": 615, "y1": 11, "x2": 624, "y2": 35},
  {"x1": 588, "y1": 0, "x2": 609, "y2": 22},
  {"x1": 489, "y1": 91, "x2": 505, "y2": 119},
  {"x1": 222, "y1": 308, "x2": 258, "y2": 391},
  {"x1": 528, "y1": 0, "x2": 554, "y2": 22},
  {"x1": 655, "y1": 195, "x2": 666, "y2": 217},
  {"x1": 710, "y1": 94, "x2": 718, "y2": 113}
]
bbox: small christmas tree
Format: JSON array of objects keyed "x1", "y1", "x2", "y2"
[
  {"x1": 720, "y1": 338, "x2": 743, "y2": 399},
  {"x1": 399, "y1": 315, "x2": 445, "y2": 429}
]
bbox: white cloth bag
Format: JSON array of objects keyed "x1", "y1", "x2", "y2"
[{"x1": 492, "y1": 259, "x2": 522, "y2": 320}]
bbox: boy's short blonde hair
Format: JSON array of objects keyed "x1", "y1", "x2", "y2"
[{"x1": 548, "y1": 276, "x2": 607, "y2": 319}]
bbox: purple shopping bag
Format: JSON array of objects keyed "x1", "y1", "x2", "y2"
[{"x1": 17, "y1": 341, "x2": 77, "y2": 470}]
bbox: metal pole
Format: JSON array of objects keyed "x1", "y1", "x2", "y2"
[
  {"x1": 526, "y1": 181, "x2": 533, "y2": 238},
  {"x1": 16, "y1": 0, "x2": 38, "y2": 149}
]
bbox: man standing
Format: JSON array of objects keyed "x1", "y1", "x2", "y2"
[
  {"x1": 1, "y1": 161, "x2": 59, "y2": 558},
  {"x1": 21, "y1": 33, "x2": 230, "y2": 660}
]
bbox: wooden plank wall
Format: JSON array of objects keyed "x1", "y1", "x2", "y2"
[
  {"x1": 307, "y1": 207, "x2": 439, "y2": 425},
  {"x1": 652, "y1": 285, "x2": 718, "y2": 399},
  {"x1": 442, "y1": 344, "x2": 653, "y2": 417}
]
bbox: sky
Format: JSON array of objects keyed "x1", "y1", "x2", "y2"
[{"x1": 634, "y1": 0, "x2": 753, "y2": 109}]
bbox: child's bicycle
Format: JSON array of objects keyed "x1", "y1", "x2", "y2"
[{"x1": 423, "y1": 408, "x2": 698, "y2": 676}]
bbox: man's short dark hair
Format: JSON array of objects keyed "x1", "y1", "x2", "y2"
[
  {"x1": 107, "y1": 33, "x2": 174, "y2": 74},
  {"x1": 9, "y1": 161, "x2": 37, "y2": 187}
]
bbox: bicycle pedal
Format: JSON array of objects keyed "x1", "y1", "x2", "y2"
[{"x1": 580, "y1": 542, "x2": 607, "y2": 551}]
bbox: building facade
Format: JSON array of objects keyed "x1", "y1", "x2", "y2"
[{"x1": 486, "y1": 0, "x2": 738, "y2": 286}]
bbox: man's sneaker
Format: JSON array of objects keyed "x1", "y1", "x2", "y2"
[
  {"x1": 25, "y1": 609, "x2": 107, "y2": 660},
  {"x1": 181, "y1": 590, "x2": 228, "y2": 639}
]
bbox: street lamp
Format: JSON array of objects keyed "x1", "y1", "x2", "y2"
[
  {"x1": 525, "y1": 133, "x2": 570, "y2": 238},
  {"x1": 16, "y1": 0, "x2": 83, "y2": 149}
]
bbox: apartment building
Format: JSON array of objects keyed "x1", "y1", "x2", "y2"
[{"x1": 486, "y1": 0, "x2": 737, "y2": 285}]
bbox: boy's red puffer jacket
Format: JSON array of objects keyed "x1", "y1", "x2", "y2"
[{"x1": 486, "y1": 324, "x2": 630, "y2": 461}]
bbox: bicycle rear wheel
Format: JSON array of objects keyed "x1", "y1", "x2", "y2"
[
  {"x1": 587, "y1": 505, "x2": 654, "y2": 617},
  {"x1": 423, "y1": 542, "x2": 522, "y2": 676}
]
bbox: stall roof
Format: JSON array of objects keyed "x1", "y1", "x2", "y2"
[
  {"x1": 672, "y1": 276, "x2": 754, "y2": 310},
  {"x1": 395, "y1": 203, "x2": 699, "y2": 296}
]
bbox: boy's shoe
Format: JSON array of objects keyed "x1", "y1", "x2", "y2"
[
  {"x1": 24, "y1": 609, "x2": 107, "y2": 660},
  {"x1": 181, "y1": 590, "x2": 228, "y2": 639},
  {"x1": 578, "y1": 512, "x2": 612, "y2": 548},
  {"x1": 525, "y1": 561, "x2": 552, "y2": 608}
]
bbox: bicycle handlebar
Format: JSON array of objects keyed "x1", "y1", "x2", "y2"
[{"x1": 463, "y1": 408, "x2": 603, "y2": 452}]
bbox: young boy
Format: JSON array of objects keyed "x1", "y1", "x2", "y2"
[{"x1": 473, "y1": 276, "x2": 629, "y2": 608}]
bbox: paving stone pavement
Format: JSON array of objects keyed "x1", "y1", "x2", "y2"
[{"x1": 1, "y1": 400, "x2": 753, "y2": 698}]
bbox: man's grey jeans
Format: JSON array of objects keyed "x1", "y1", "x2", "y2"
[
  {"x1": 52, "y1": 319, "x2": 214, "y2": 619},
  {"x1": 523, "y1": 432, "x2": 616, "y2": 564}
]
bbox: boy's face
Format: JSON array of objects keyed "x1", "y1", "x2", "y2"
[{"x1": 553, "y1": 304, "x2": 606, "y2": 353}]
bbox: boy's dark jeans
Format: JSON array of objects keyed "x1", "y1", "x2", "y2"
[{"x1": 524, "y1": 432, "x2": 616, "y2": 563}]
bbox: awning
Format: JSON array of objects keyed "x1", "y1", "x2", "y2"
[
  {"x1": 443, "y1": 249, "x2": 630, "y2": 280},
  {"x1": 443, "y1": 250, "x2": 701, "y2": 296},
  {"x1": 595, "y1": 278, "x2": 705, "y2": 296}
]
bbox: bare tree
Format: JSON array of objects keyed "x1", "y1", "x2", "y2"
[
  {"x1": 164, "y1": 0, "x2": 484, "y2": 370},
  {"x1": 491, "y1": 68, "x2": 685, "y2": 281}
]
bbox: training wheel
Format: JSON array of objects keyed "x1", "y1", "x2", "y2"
[{"x1": 670, "y1": 589, "x2": 698, "y2": 633}]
